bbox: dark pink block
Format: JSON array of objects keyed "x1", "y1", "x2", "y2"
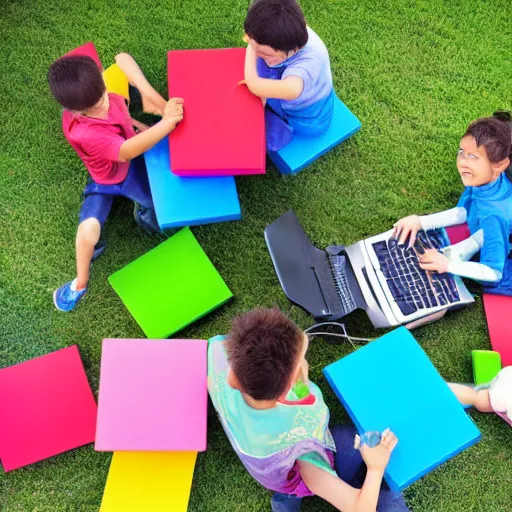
[
  {"x1": 445, "y1": 223, "x2": 471, "y2": 246},
  {"x1": 483, "y1": 294, "x2": 512, "y2": 367},
  {"x1": 168, "y1": 48, "x2": 265, "y2": 176},
  {"x1": 0, "y1": 346, "x2": 97, "y2": 472},
  {"x1": 63, "y1": 42, "x2": 102, "y2": 70}
]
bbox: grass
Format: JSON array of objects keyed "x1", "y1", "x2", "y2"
[{"x1": 0, "y1": 0, "x2": 511, "y2": 510}]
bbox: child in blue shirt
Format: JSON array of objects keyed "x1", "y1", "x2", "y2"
[
  {"x1": 393, "y1": 112, "x2": 512, "y2": 294},
  {"x1": 208, "y1": 308, "x2": 409, "y2": 511},
  {"x1": 241, "y1": 0, "x2": 334, "y2": 151}
]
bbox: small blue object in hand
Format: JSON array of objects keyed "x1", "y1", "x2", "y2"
[{"x1": 354, "y1": 430, "x2": 387, "y2": 449}]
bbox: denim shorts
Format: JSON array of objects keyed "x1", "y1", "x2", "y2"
[{"x1": 78, "y1": 155, "x2": 153, "y2": 228}]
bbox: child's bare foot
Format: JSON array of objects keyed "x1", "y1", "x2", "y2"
[
  {"x1": 142, "y1": 94, "x2": 166, "y2": 116},
  {"x1": 114, "y1": 53, "x2": 167, "y2": 116}
]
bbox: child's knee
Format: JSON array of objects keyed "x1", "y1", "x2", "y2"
[
  {"x1": 115, "y1": 52, "x2": 132, "y2": 63},
  {"x1": 331, "y1": 424, "x2": 358, "y2": 442},
  {"x1": 76, "y1": 217, "x2": 101, "y2": 246},
  {"x1": 330, "y1": 424, "x2": 359, "y2": 454}
]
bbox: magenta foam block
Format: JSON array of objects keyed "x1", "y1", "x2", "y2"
[
  {"x1": 168, "y1": 48, "x2": 265, "y2": 176},
  {"x1": 0, "y1": 346, "x2": 97, "y2": 472},
  {"x1": 63, "y1": 41, "x2": 102, "y2": 69}
]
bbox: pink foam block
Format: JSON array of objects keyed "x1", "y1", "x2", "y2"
[
  {"x1": 168, "y1": 48, "x2": 265, "y2": 176},
  {"x1": 95, "y1": 338, "x2": 208, "y2": 452},
  {"x1": 63, "y1": 42, "x2": 102, "y2": 70},
  {"x1": 0, "y1": 346, "x2": 97, "y2": 472},
  {"x1": 445, "y1": 223, "x2": 471, "y2": 246},
  {"x1": 483, "y1": 294, "x2": 512, "y2": 367}
]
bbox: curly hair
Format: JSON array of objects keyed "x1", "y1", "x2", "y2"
[{"x1": 226, "y1": 308, "x2": 304, "y2": 400}]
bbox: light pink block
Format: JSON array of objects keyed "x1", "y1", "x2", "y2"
[{"x1": 95, "y1": 338, "x2": 207, "y2": 452}]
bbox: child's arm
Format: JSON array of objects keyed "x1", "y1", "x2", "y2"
[
  {"x1": 297, "y1": 358, "x2": 310, "y2": 385},
  {"x1": 441, "y1": 230, "x2": 483, "y2": 262},
  {"x1": 118, "y1": 98, "x2": 183, "y2": 161},
  {"x1": 395, "y1": 210, "x2": 502, "y2": 281},
  {"x1": 394, "y1": 207, "x2": 467, "y2": 247},
  {"x1": 448, "y1": 383, "x2": 494, "y2": 413},
  {"x1": 242, "y1": 44, "x2": 303, "y2": 100},
  {"x1": 419, "y1": 215, "x2": 506, "y2": 282},
  {"x1": 419, "y1": 254, "x2": 502, "y2": 282},
  {"x1": 298, "y1": 430, "x2": 398, "y2": 512}
]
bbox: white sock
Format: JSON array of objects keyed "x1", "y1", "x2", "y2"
[{"x1": 70, "y1": 278, "x2": 85, "y2": 292}]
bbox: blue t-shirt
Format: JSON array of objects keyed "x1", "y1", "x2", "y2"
[
  {"x1": 457, "y1": 173, "x2": 512, "y2": 274},
  {"x1": 257, "y1": 27, "x2": 334, "y2": 135},
  {"x1": 280, "y1": 27, "x2": 333, "y2": 112}
]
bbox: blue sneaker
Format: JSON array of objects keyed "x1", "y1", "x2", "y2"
[{"x1": 53, "y1": 280, "x2": 87, "y2": 312}]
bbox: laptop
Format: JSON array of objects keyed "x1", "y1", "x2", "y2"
[{"x1": 264, "y1": 210, "x2": 474, "y2": 328}]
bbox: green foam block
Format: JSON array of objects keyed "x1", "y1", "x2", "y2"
[
  {"x1": 471, "y1": 350, "x2": 502, "y2": 386},
  {"x1": 109, "y1": 228, "x2": 232, "y2": 338}
]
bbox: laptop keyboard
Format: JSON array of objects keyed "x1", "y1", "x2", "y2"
[
  {"x1": 372, "y1": 229, "x2": 460, "y2": 316},
  {"x1": 328, "y1": 253, "x2": 357, "y2": 314}
]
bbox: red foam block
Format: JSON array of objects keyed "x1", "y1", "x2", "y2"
[
  {"x1": 445, "y1": 223, "x2": 471, "y2": 246},
  {"x1": 168, "y1": 48, "x2": 265, "y2": 176},
  {"x1": 483, "y1": 293, "x2": 512, "y2": 367},
  {"x1": 0, "y1": 345, "x2": 97, "y2": 472},
  {"x1": 64, "y1": 42, "x2": 102, "y2": 70}
]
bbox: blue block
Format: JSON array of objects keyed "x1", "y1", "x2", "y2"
[
  {"x1": 269, "y1": 95, "x2": 361, "y2": 175},
  {"x1": 323, "y1": 327, "x2": 481, "y2": 491},
  {"x1": 144, "y1": 138, "x2": 241, "y2": 229}
]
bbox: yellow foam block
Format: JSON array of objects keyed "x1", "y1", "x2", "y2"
[
  {"x1": 100, "y1": 451, "x2": 197, "y2": 511},
  {"x1": 103, "y1": 64, "x2": 129, "y2": 101}
]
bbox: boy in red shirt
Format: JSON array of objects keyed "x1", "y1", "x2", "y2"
[{"x1": 48, "y1": 53, "x2": 183, "y2": 311}]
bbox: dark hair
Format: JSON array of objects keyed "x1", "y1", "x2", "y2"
[
  {"x1": 226, "y1": 308, "x2": 304, "y2": 401},
  {"x1": 48, "y1": 55, "x2": 106, "y2": 111},
  {"x1": 464, "y1": 111, "x2": 512, "y2": 164},
  {"x1": 244, "y1": 0, "x2": 308, "y2": 53}
]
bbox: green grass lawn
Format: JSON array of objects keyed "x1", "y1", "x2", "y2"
[{"x1": 1, "y1": 0, "x2": 511, "y2": 510}]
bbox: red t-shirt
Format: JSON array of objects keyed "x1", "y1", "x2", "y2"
[{"x1": 62, "y1": 93, "x2": 136, "y2": 185}]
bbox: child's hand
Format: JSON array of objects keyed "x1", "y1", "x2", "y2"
[
  {"x1": 419, "y1": 248, "x2": 450, "y2": 273},
  {"x1": 297, "y1": 358, "x2": 310, "y2": 385},
  {"x1": 163, "y1": 98, "x2": 184, "y2": 126},
  {"x1": 359, "y1": 429, "x2": 398, "y2": 472},
  {"x1": 393, "y1": 215, "x2": 421, "y2": 247}
]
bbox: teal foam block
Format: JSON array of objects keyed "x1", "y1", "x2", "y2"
[
  {"x1": 323, "y1": 327, "x2": 481, "y2": 491},
  {"x1": 269, "y1": 95, "x2": 361, "y2": 175},
  {"x1": 144, "y1": 138, "x2": 241, "y2": 229}
]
